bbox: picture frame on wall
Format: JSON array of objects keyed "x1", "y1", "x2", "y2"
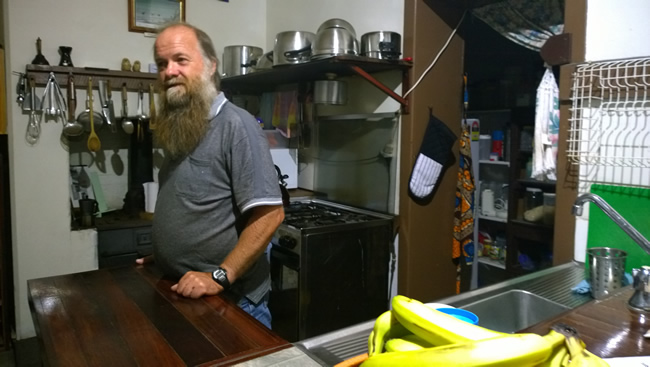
[{"x1": 128, "y1": 0, "x2": 186, "y2": 33}]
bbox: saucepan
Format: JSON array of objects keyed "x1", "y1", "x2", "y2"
[
  {"x1": 222, "y1": 45, "x2": 264, "y2": 77},
  {"x1": 313, "y1": 73, "x2": 347, "y2": 105},
  {"x1": 273, "y1": 31, "x2": 315, "y2": 66},
  {"x1": 360, "y1": 31, "x2": 402, "y2": 60}
]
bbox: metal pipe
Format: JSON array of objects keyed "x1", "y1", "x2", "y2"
[{"x1": 572, "y1": 193, "x2": 650, "y2": 255}]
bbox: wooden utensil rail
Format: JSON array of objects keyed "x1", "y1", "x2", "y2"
[{"x1": 25, "y1": 64, "x2": 158, "y2": 91}]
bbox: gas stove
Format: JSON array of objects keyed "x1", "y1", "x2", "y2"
[
  {"x1": 282, "y1": 200, "x2": 387, "y2": 230},
  {"x1": 274, "y1": 199, "x2": 395, "y2": 254},
  {"x1": 269, "y1": 198, "x2": 395, "y2": 341}
]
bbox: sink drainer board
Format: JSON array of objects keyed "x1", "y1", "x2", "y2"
[{"x1": 460, "y1": 289, "x2": 570, "y2": 333}]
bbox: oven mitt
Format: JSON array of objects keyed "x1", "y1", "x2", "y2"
[{"x1": 409, "y1": 112, "x2": 457, "y2": 199}]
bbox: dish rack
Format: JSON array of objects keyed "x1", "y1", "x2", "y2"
[{"x1": 567, "y1": 56, "x2": 650, "y2": 188}]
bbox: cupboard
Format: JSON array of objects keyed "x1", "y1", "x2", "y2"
[{"x1": 471, "y1": 108, "x2": 557, "y2": 286}]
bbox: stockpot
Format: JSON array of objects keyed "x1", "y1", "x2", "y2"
[
  {"x1": 222, "y1": 45, "x2": 264, "y2": 77},
  {"x1": 273, "y1": 31, "x2": 315, "y2": 66},
  {"x1": 360, "y1": 31, "x2": 402, "y2": 60},
  {"x1": 312, "y1": 19, "x2": 358, "y2": 59}
]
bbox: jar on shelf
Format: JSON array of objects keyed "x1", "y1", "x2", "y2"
[
  {"x1": 525, "y1": 187, "x2": 543, "y2": 211},
  {"x1": 543, "y1": 193, "x2": 556, "y2": 225}
]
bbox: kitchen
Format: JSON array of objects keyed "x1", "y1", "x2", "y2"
[{"x1": 2, "y1": 0, "x2": 650, "y2": 366}]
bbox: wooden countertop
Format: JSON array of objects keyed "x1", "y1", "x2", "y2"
[
  {"x1": 28, "y1": 264, "x2": 291, "y2": 366},
  {"x1": 523, "y1": 287, "x2": 650, "y2": 358}
]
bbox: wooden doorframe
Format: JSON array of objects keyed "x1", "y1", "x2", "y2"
[{"x1": 552, "y1": 0, "x2": 587, "y2": 265}]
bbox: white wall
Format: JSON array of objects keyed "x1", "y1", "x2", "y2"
[
  {"x1": 266, "y1": 0, "x2": 403, "y2": 52},
  {"x1": 3, "y1": 0, "x2": 402, "y2": 341},
  {"x1": 267, "y1": 0, "x2": 404, "y2": 214},
  {"x1": 573, "y1": 0, "x2": 650, "y2": 262}
]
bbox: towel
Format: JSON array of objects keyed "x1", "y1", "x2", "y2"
[
  {"x1": 531, "y1": 67, "x2": 559, "y2": 181},
  {"x1": 271, "y1": 90, "x2": 298, "y2": 138},
  {"x1": 571, "y1": 273, "x2": 634, "y2": 294},
  {"x1": 453, "y1": 124, "x2": 475, "y2": 294}
]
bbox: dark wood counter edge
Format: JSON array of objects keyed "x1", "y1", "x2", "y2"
[
  {"x1": 28, "y1": 264, "x2": 292, "y2": 366},
  {"x1": 200, "y1": 344, "x2": 293, "y2": 367},
  {"x1": 522, "y1": 286, "x2": 650, "y2": 358}
]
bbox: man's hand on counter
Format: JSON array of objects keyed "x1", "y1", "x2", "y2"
[{"x1": 171, "y1": 271, "x2": 222, "y2": 299}]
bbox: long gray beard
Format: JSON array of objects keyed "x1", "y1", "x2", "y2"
[{"x1": 154, "y1": 79, "x2": 217, "y2": 159}]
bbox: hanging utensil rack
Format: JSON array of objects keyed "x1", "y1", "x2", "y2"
[
  {"x1": 25, "y1": 64, "x2": 157, "y2": 91},
  {"x1": 567, "y1": 56, "x2": 650, "y2": 188}
]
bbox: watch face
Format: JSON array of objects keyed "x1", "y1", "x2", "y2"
[
  {"x1": 213, "y1": 269, "x2": 224, "y2": 280},
  {"x1": 212, "y1": 268, "x2": 229, "y2": 289}
]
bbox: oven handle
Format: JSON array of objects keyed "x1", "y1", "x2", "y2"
[{"x1": 270, "y1": 245, "x2": 300, "y2": 271}]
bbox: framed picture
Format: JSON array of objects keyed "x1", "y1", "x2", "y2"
[{"x1": 129, "y1": 0, "x2": 186, "y2": 33}]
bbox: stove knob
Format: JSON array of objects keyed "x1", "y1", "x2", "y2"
[{"x1": 278, "y1": 235, "x2": 297, "y2": 249}]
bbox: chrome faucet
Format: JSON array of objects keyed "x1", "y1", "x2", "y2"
[
  {"x1": 573, "y1": 193, "x2": 650, "y2": 311},
  {"x1": 573, "y1": 193, "x2": 650, "y2": 254}
]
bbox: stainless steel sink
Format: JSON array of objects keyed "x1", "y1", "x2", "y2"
[
  {"x1": 295, "y1": 262, "x2": 590, "y2": 366},
  {"x1": 459, "y1": 289, "x2": 570, "y2": 333}
]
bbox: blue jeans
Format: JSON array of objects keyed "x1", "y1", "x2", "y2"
[{"x1": 238, "y1": 292, "x2": 272, "y2": 329}]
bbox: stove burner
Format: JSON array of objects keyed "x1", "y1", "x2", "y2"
[{"x1": 283, "y1": 202, "x2": 378, "y2": 229}]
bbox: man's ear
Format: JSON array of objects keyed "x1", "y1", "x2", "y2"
[{"x1": 210, "y1": 58, "x2": 218, "y2": 77}]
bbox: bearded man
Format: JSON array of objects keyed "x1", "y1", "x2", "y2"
[{"x1": 137, "y1": 23, "x2": 284, "y2": 329}]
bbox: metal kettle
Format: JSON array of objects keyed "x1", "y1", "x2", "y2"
[
  {"x1": 629, "y1": 266, "x2": 650, "y2": 311},
  {"x1": 274, "y1": 165, "x2": 291, "y2": 207}
]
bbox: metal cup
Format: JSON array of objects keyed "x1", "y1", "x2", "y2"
[{"x1": 587, "y1": 247, "x2": 627, "y2": 299}]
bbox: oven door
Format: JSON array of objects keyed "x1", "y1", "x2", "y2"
[{"x1": 269, "y1": 244, "x2": 300, "y2": 342}]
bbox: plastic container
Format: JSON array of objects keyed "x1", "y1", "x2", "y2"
[
  {"x1": 482, "y1": 238, "x2": 493, "y2": 257},
  {"x1": 543, "y1": 193, "x2": 556, "y2": 225},
  {"x1": 436, "y1": 308, "x2": 479, "y2": 325},
  {"x1": 525, "y1": 188, "x2": 543, "y2": 211},
  {"x1": 481, "y1": 189, "x2": 495, "y2": 216},
  {"x1": 479, "y1": 135, "x2": 491, "y2": 160},
  {"x1": 491, "y1": 130, "x2": 504, "y2": 159}
]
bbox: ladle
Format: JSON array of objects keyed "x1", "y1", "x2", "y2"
[
  {"x1": 62, "y1": 73, "x2": 84, "y2": 137},
  {"x1": 121, "y1": 84, "x2": 134, "y2": 134},
  {"x1": 87, "y1": 77, "x2": 101, "y2": 152}
]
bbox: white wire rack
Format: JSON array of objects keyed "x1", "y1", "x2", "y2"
[{"x1": 567, "y1": 56, "x2": 650, "y2": 187}]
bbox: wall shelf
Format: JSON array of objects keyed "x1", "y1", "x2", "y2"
[
  {"x1": 478, "y1": 256, "x2": 506, "y2": 269},
  {"x1": 25, "y1": 64, "x2": 157, "y2": 91},
  {"x1": 516, "y1": 179, "x2": 557, "y2": 191},
  {"x1": 478, "y1": 214, "x2": 507, "y2": 223},
  {"x1": 220, "y1": 55, "x2": 412, "y2": 110},
  {"x1": 479, "y1": 160, "x2": 510, "y2": 166}
]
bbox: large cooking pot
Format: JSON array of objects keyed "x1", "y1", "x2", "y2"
[
  {"x1": 311, "y1": 19, "x2": 358, "y2": 60},
  {"x1": 317, "y1": 18, "x2": 356, "y2": 38},
  {"x1": 222, "y1": 45, "x2": 264, "y2": 77},
  {"x1": 360, "y1": 31, "x2": 402, "y2": 60},
  {"x1": 273, "y1": 31, "x2": 315, "y2": 66}
]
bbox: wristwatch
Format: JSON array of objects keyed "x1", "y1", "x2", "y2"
[{"x1": 212, "y1": 266, "x2": 231, "y2": 290}]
